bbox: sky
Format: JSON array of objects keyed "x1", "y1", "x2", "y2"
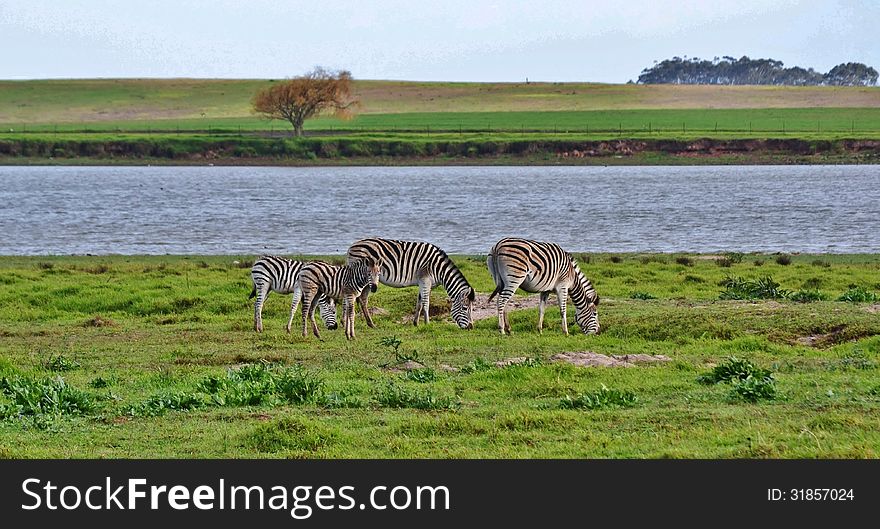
[{"x1": 0, "y1": 0, "x2": 877, "y2": 82}]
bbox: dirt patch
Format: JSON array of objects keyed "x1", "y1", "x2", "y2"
[
  {"x1": 865, "y1": 304, "x2": 880, "y2": 314},
  {"x1": 794, "y1": 324, "x2": 877, "y2": 348},
  {"x1": 383, "y1": 360, "x2": 426, "y2": 373},
  {"x1": 83, "y1": 315, "x2": 116, "y2": 327},
  {"x1": 471, "y1": 293, "x2": 554, "y2": 321},
  {"x1": 494, "y1": 357, "x2": 531, "y2": 367},
  {"x1": 550, "y1": 351, "x2": 671, "y2": 368}
]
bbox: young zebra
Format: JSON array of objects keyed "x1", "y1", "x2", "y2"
[
  {"x1": 249, "y1": 255, "x2": 337, "y2": 333},
  {"x1": 347, "y1": 237, "x2": 476, "y2": 329},
  {"x1": 487, "y1": 238, "x2": 600, "y2": 335},
  {"x1": 294, "y1": 257, "x2": 381, "y2": 340}
]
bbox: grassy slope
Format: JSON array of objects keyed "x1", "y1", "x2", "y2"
[
  {"x1": 1, "y1": 254, "x2": 878, "y2": 458},
  {"x1": 1, "y1": 79, "x2": 879, "y2": 134}
]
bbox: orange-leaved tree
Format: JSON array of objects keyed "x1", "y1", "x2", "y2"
[{"x1": 252, "y1": 67, "x2": 358, "y2": 137}]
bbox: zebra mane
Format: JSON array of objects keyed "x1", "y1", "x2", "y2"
[
  {"x1": 568, "y1": 256, "x2": 598, "y2": 307},
  {"x1": 433, "y1": 246, "x2": 473, "y2": 297}
]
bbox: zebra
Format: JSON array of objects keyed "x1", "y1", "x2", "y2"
[
  {"x1": 294, "y1": 257, "x2": 381, "y2": 340},
  {"x1": 487, "y1": 238, "x2": 600, "y2": 335},
  {"x1": 347, "y1": 237, "x2": 476, "y2": 329},
  {"x1": 249, "y1": 255, "x2": 337, "y2": 333}
]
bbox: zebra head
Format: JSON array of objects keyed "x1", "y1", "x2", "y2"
[
  {"x1": 319, "y1": 297, "x2": 338, "y2": 330},
  {"x1": 575, "y1": 294, "x2": 600, "y2": 335},
  {"x1": 349, "y1": 257, "x2": 381, "y2": 293},
  {"x1": 450, "y1": 287, "x2": 476, "y2": 329}
]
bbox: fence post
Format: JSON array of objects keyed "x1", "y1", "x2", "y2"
[{"x1": 749, "y1": 121, "x2": 752, "y2": 133}]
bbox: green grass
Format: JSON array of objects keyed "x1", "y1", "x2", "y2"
[
  {"x1": 4, "y1": 108, "x2": 880, "y2": 136},
  {"x1": 0, "y1": 254, "x2": 879, "y2": 458},
  {"x1": 0, "y1": 78, "x2": 878, "y2": 137}
]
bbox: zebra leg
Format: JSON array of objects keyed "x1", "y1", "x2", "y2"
[
  {"x1": 286, "y1": 283, "x2": 302, "y2": 334},
  {"x1": 413, "y1": 279, "x2": 432, "y2": 326},
  {"x1": 495, "y1": 286, "x2": 518, "y2": 335},
  {"x1": 253, "y1": 282, "x2": 270, "y2": 333},
  {"x1": 357, "y1": 288, "x2": 376, "y2": 328},
  {"x1": 556, "y1": 286, "x2": 570, "y2": 336},
  {"x1": 308, "y1": 295, "x2": 321, "y2": 339},
  {"x1": 537, "y1": 292, "x2": 550, "y2": 334},
  {"x1": 344, "y1": 297, "x2": 356, "y2": 340},
  {"x1": 301, "y1": 287, "x2": 315, "y2": 339}
]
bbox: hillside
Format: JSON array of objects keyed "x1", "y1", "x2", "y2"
[{"x1": 1, "y1": 79, "x2": 879, "y2": 126}]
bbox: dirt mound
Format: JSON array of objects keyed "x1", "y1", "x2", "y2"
[
  {"x1": 550, "y1": 351, "x2": 671, "y2": 368},
  {"x1": 383, "y1": 360, "x2": 426, "y2": 373}
]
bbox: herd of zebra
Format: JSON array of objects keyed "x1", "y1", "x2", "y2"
[{"x1": 249, "y1": 237, "x2": 601, "y2": 340}]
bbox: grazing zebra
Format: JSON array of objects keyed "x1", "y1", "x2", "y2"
[
  {"x1": 487, "y1": 238, "x2": 600, "y2": 335},
  {"x1": 294, "y1": 257, "x2": 381, "y2": 340},
  {"x1": 249, "y1": 255, "x2": 337, "y2": 333},
  {"x1": 347, "y1": 237, "x2": 476, "y2": 329}
]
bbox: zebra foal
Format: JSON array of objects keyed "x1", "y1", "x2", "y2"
[
  {"x1": 294, "y1": 258, "x2": 381, "y2": 340},
  {"x1": 487, "y1": 238, "x2": 600, "y2": 335},
  {"x1": 347, "y1": 237, "x2": 476, "y2": 329},
  {"x1": 249, "y1": 255, "x2": 337, "y2": 333}
]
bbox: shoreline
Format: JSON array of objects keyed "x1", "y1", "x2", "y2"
[{"x1": 2, "y1": 137, "x2": 879, "y2": 166}]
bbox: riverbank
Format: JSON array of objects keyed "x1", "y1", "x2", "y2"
[{"x1": 2, "y1": 136, "x2": 879, "y2": 165}]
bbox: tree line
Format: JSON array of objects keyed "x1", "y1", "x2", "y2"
[{"x1": 637, "y1": 56, "x2": 878, "y2": 86}]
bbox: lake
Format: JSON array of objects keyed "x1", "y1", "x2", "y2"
[{"x1": 0, "y1": 165, "x2": 877, "y2": 255}]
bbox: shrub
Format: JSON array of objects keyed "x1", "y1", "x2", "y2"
[
  {"x1": 406, "y1": 368, "x2": 437, "y2": 383},
  {"x1": 724, "y1": 252, "x2": 745, "y2": 264},
  {"x1": 787, "y1": 289, "x2": 827, "y2": 303},
  {"x1": 719, "y1": 276, "x2": 788, "y2": 300},
  {"x1": 753, "y1": 259, "x2": 765, "y2": 267},
  {"x1": 675, "y1": 256, "x2": 694, "y2": 267},
  {"x1": 811, "y1": 259, "x2": 831, "y2": 268},
  {"x1": 698, "y1": 356, "x2": 772, "y2": 384},
  {"x1": 728, "y1": 376, "x2": 777, "y2": 402},
  {"x1": 559, "y1": 385, "x2": 638, "y2": 410},
  {"x1": 375, "y1": 382, "x2": 458, "y2": 410},
  {"x1": 609, "y1": 255, "x2": 622, "y2": 264},
  {"x1": 715, "y1": 258, "x2": 733, "y2": 268},
  {"x1": 837, "y1": 287, "x2": 878, "y2": 303},
  {"x1": 198, "y1": 362, "x2": 325, "y2": 407},
  {"x1": 0, "y1": 375, "x2": 97, "y2": 420},
  {"x1": 126, "y1": 392, "x2": 203, "y2": 417},
  {"x1": 775, "y1": 254, "x2": 792, "y2": 266},
  {"x1": 41, "y1": 354, "x2": 80, "y2": 372},
  {"x1": 460, "y1": 357, "x2": 494, "y2": 374},
  {"x1": 630, "y1": 292, "x2": 656, "y2": 300}
]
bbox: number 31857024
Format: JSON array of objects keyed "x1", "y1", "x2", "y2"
[{"x1": 790, "y1": 489, "x2": 854, "y2": 501}]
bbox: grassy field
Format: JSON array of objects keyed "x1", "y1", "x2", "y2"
[
  {"x1": 1, "y1": 79, "x2": 879, "y2": 134},
  {"x1": 1, "y1": 254, "x2": 879, "y2": 458}
]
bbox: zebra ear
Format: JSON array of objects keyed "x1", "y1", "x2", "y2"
[{"x1": 468, "y1": 288, "x2": 476, "y2": 302}]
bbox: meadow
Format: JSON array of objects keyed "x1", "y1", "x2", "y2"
[{"x1": 1, "y1": 253, "x2": 878, "y2": 458}]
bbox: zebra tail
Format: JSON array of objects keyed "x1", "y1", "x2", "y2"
[
  {"x1": 248, "y1": 286, "x2": 256, "y2": 299},
  {"x1": 486, "y1": 253, "x2": 503, "y2": 302}
]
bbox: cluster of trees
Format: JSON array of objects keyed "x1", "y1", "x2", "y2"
[{"x1": 637, "y1": 56, "x2": 878, "y2": 86}]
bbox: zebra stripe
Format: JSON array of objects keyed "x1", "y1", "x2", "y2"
[
  {"x1": 487, "y1": 238, "x2": 600, "y2": 335},
  {"x1": 295, "y1": 258, "x2": 380, "y2": 340},
  {"x1": 347, "y1": 237, "x2": 476, "y2": 329},
  {"x1": 249, "y1": 255, "x2": 337, "y2": 333}
]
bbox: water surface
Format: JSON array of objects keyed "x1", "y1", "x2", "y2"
[{"x1": 0, "y1": 165, "x2": 877, "y2": 254}]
